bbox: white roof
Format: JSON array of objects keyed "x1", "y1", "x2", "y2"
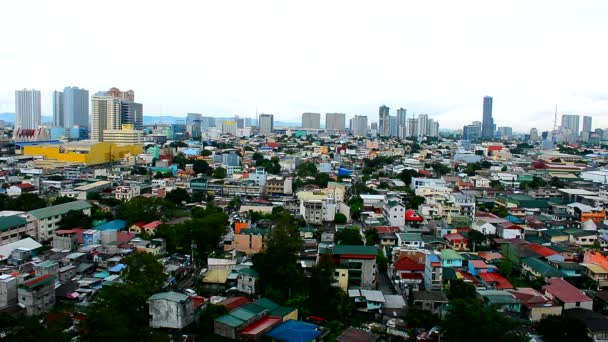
[
  {"x1": 360, "y1": 194, "x2": 385, "y2": 200},
  {"x1": 0, "y1": 211, "x2": 25, "y2": 217},
  {"x1": 559, "y1": 188, "x2": 597, "y2": 196},
  {"x1": 0, "y1": 238, "x2": 42, "y2": 261},
  {"x1": 361, "y1": 289, "x2": 386, "y2": 303}
]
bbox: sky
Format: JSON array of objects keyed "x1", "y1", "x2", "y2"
[{"x1": 1, "y1": 0, "x2": 608, "y2": 131}]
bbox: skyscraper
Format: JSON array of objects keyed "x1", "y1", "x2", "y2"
[
  {"x1": 530, "y1": 128, "x2": 539, "y2": 142},
  {"x1": 378, "y1": 105, "x2": 390, "y2": 137},
  {"x1": 53, "y1": 91, "x2": 64, "y2": 127},
  {"x1": 406, "y1": 118, "x2": 418, "y2": 137},
  {"x1": 325, "y1": 113, "x2": 346, "y2": 130},
  {"x1": 583, "y1": 116, "x2": 592, "y2": 133},
  {"x1": 560, "y1": 114, "x2": 580, "y2": 142},
  {"x1": 428, "y1": 119, "x2": 439, "y2": 137},
  {"x1": 481, "y1": 96, "x2": 494, "y2": 139},
  {"x1": 418, "y1": 114, "x2": 429, "y2": 137},
  {"x1": 396, "y1": 108, "x2": 407, "y2": 138},
  {"x1": 91, "y1": 87, "x2": 142, "y2": 142},
  {"x1": 389, "y1": 116, "x2": 398, "y2": 137},
  {"x1": 302, "y1": 112, "x2": 321, "y2": 129},
  {"x1": 186, "y1": 113, "x2": 203, "y2": 139},
  {"x1": 15, "y1": 89, "x2": 41, "y2": 129},
  {"x1": 463, "y1": 121, "x2": 482, "y2": 141},
  {"x1": 63, "y1": 86, "x2": 89, "y2": 128},
  {"x1": 350, "y1": 115, "x2": 368, "y2": 136},
  {"x1": 497, "y1": 126, "x2": 513, "y2": 140},
  {"x1": 259, "y1": 114, "x2": 274, "y2": 134}
]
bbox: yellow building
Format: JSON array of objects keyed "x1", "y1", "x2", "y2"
[
  {"x1": 103, "y1": 124, "x2": 144, "y2": 144},
  {"x1": 23, "y1": 142, "x2": 143, "y2": 165}
]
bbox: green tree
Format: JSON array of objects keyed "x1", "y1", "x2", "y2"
[
  {"x1": 58, "y1": 210, "x2": 93, "y2": 230},
  {"x1": 334, "y1": 228, "x2": 363, "y2": 245},
  {"x1": 334, "y1": 213, "x2": 347, "y2": 224},
  {"x1": 404, "y1": 306, "x2": 439, "y2": 329},
  {"x1": 364, "y1": 228, "x2": 379, "y2": 246},
  {"x1": 297, "y1": 162, "x2": 318, "y2": 177},
  {"x1": 448, "y1": 279, "x2": 476, "y2": 300},
  {"x1": 466, "y1": 230, "x2": 487, "y2": 251},
  {"x1": 52, "y1": 196, "x2": 77, "y2": 205},
  {"x1": 7, "y1": 193, "x2": 47, "y2": 211},
  {"x1": 116, "y1": 197, "x2": 176, "y2": 224},
  {"x1": 193, "y1": 159, "x2": 212, "y2": 175},
  {"x1": 165, "y1": 187, "x2": 191, "y2": 205},
  {"x1": 431, "y1": 162, "x2": 451, "y2": 176},
  {"x1": 407, "y1": 195, "x2": 426, "y2": 210},
  {"x1": 252, "y1": 212, "x2": 303, "y2": 304},
  {"x1": 491, "y1": 205, "x2": 509, "y2": 217},
  {"x1": 198, "y1": 304, "x2": 229, "y2": 335},
  {"x1": 212, "y1": 167, "x2": 227, "y2": 179},
  {"x1": 498, "y1": 259, "x2": 514, "y2": 280},
  {"x1": 200, "y1": 149, "x2": 212, "y2": 157},
  {"x1": 399, "y1": 169, "x2": 419, "y2": 185},
  {"x1": 538, "y1": 315, "x2": 592, "y2": 342},
  {"x1": 443, "y1": 298, "x2": 526, "y2": 342},
  {"x1": 81, "y1": 253, "x2": 168, "y2": 342},
  {"x1": 348, "y1": 196, "x2": 363, "y2": 220},
  {"x1": 307, "y1": 254, "x2": 357, "y2": 322}
]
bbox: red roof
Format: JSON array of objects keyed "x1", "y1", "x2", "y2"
[
  {"x1": 508, "y1": 288, "x2": 553, "y2": 306},
  {"x1": 479, "y1": 272, "x2": 513, "y2": 289},
  {"x1": 15, "y1": 183, "x2": 35, "y2": 190},
  {"x1": 55, "y1": 228, "x2": 85, "y2": 244},
  {"x1": 143, "y1": 221, "x2": 162, "y2": 229},
  {"x1": 191, "y1": 296, "x2": 206, "y2": 309},
  {"x1": 405, "y1": 210, "x2": 424, "y2": 222},
  {"x1": 132, "y1": 221, "x2": 146, "y2": 228},
  {"x1": 469, "y1": 260, "x2": 496, "y2": 269},
  {"x1": 374, "y1": 226, "x2": 401, "y2": 234},
  {"x1": 543, "y1": 278, "x2": 592, "y2": 303},
  {"x1": 219, "y1": 296, "x2": 251, "y2": 311},
  {"x1": 444, "y1": 233, "x2": 466, "y2": 242},
  {"x1": 393, "y1": 256, "x2": 425, "y2": 271},
  {"x1": 477, "y1": 252, "x2": 504, "y2": 261},
  {"x1": 527, "y1": 244, "x2": 558, "y2": 258},
  {"x1": 23, "y1": 273, "x2": 54, "y2": 288},
  {"x1": 239, "y1": 316, "x2": 281, "y2": 336},
  {"x1": 400, "y1": 273, "x2": 424, "y2": 279},
  {"x1": 117, "y1": 232, "x2": 135, "y2": 243},
  {"x1": 488, "y1": 145, "x2": 503, "y2": 151}
]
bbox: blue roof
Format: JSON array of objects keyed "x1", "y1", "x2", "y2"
[
  {"x1": 266, "y1": 320, "x2": 321, "y2": 342},
  {"x1": 109, "y1": 263, "x2": 127, "y2": 273},
  {"x1": 505, "y1": 215, "x2": 524, "y2": 224},
  {"x1": 94, "y1": 219, "x2": 128, "y2": 231},
  {"x1": 428, "y1": 254, "x2": 440, "y2": 262}
]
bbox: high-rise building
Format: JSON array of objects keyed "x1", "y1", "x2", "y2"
[
  {"x1": 428, "y1": 119, "x2": 439, "y2": 137},
  {"x1": 259, "y1": 114, "x2": 274, "y2": 134},
  {"x1": 397, "y1": 108, "x2": 407, "y2": 138},
  {"x1": 63, "y1": 86, "x2": 89, "y2": 128},
  {"x1": 560, "y1": 114, "x2": 580, "y2": 142},
  {"x1": 378, "y1": 105, "x2": 390, "y2": 136},
  {"x1": 325, "y1": 113, "x2": 346, "y2": 130},
  {"x1": 186, "y1": 113, "x2": 202, "y2": 139},
  {"x1": 302, "y1": 112, "x2": 320, "y2": 129},
  {"x1": 418, "y1": 114, "x2": 429, "y2": 137},
  {"x1": 91, "y1": 88, "x2": 142, "y2": 142},
  {"x1": 463, "y1": 121, "x2": 482, "y2": 141},
  {"x1": 406, "y1": 118, "x2": 418, "y2": 137},
  {"x1": 583, "y1": 116, "x2": 592, "y2": 133},
  {"x1": 350, "y1": 115, "x2": 368, "y2": 136},
  {"x1": 201, "y1": 116, "x2": 216, "y2": 131},
  {"x1": 15, "y1": 89, "x2": 41, "y2": 129},
  {"x1": 235, "y1": 117, "x2": 245, "y2": 129},
  {"x1": 497, "y1": 126, "x2": 513, "y2": 140},
  {"x1": 53, "y1": 91, "x2": 64, "y2": 127},
  {"x1": 222, "y1": 121, "x2": 237, "y2": 135},
  {"x1": 481, "y1": 96, "x2": 494, "y2": 139},
  {"x1": 530, "y1": 128, "x2": 539, "y2": 142},
  {"x1": 389, "y1": 116, "x2": 398, "y2": 137}
]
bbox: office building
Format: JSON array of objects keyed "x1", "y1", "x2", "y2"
[
  {"x1": 583, "y1": 116, "x2": 592, "y2": 133},
  {"x1": 103, "y1": 124, "x2": 144, "y2": 145},
  {"x1": 53, "y1": 91, "x2": 64, "y2": 127},
  {"x1": 397, "y1": 108, "x2": 407, "y2": 138},
  {"x1": 235, "y1": 117, "x2": 245, "y2": 129},
  {"x1": 463, "y1": 121, "x2": 482, "y2": 141},
  {"x1": 201, "y1": 116, "x2": 216, "y2": 131},
  {"x1": 389, "y1": 115, "x2": 398, "y2": 137},
  {"x1": 186, "y1": 113, "x2": 202, "y2": 139},
  {"x1": 406, "y1": 118, "x2": 419, "y2": 137},
  {"x1": 481, "y1": 96, "x2": 494, "y2": 139},
  {"x1": 418, "y1": 114, "x2": 429, "y2": 137},
  {"x1": 302, "y1": 112, "x2": 320, "y2": 129},
  {"x1": 325, "y1": 113, "x2": 346, "y2": 130},
  {"x1": 428, "y1": 119, "x2": 439, "y2": 137},
  {"x1": 350, "y1": 115, "x2": 368, "y2": 137},
  {"x1": 15, "y1": 89, "x2": 41, "y2": 129},
  {"x1": 222, "y1": 121, "x2": 237, "y2": 136},
  {"x1": 91, "y1": 88, "x2": 142, "y2": 142},
  {"x1": 379, "y1": 105, "x2": 390, "y2": 137},
  {"x1": 259, "y1": 114, "x2": 274, "y2": 134},
  {"x1": 63, "y1": 86, "x2": 89, "y2": 128},
  {"x1": 530, "y1": 128, "x2": 539, "y2": 142},
  {"x1": 561, "y1": 114, "x2": 580, "y2": 143},
  {"x1": 497, "y1": 126, "x2": 513, "y2": 140}
]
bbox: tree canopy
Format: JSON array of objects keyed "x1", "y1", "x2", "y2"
[{"x1": 334, "y1": 228, "x2": 363, "y2": 245}]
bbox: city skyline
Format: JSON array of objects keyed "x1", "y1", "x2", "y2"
[{"x1": 1, "y1": 1, "x2": 608, "y2": 131}]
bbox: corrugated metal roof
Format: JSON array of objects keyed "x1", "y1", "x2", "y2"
[
  {"x1": 148, "y1": 291, "x2": 189, "y2": 303},
  {"x1": 0, "y1": 215, "x2": 27, "y2": 231},
  {"x1": 215, "y1": 314, "x2": 245, "y2": 327},
  {"x1": 28, "y1": 200, "x2": 91, "y2": 220}
]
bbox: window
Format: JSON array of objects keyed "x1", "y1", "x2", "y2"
[{"x1": 576, "y1": 302, "x2": 580, "y2": 307}]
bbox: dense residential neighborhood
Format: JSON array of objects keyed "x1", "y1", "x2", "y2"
[{"x1": 1, "y1": 112, "x2": 608, "y2": 341}]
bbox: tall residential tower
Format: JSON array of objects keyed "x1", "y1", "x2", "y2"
[
  {"x1": 481, "y1": 96, "x2": 494, "y2": 139},
  {"x1": 15, "y1": 89, "x2": 41, "y2": 129}
]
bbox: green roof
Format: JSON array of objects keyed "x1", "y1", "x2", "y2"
[
  {"x1": 215, "y1": 314, "x2": 245, "y2": 327},
  {"x1": 270, "y1": 306, "x2": 296, "y2": 318},
  {"x1": 238, "y1": 267, "x2": 259, "y2": 277},
  {"x1": 440, "y1": 249, "x2": 464, "y2": 260},
  {"x1": 28, "y1": 200, "x2": 92, "y2": 220},
  {"x1": 230, "y1": 307, "x2": 258, "y2": 321},
  {"x1": 0, "y1": 215, "x2": 27, "y2": 231},
  {"x1": 239, "y1": 228, "x2": 269, "y2": 236},
  {"x1": 240, "y1": 303, "x2": 267, "y2": 315},
  {"x1": 148, "y1": 291, "x2": 189, "y2": 303},
  {"x1": 332, "y1": 245, "x2": 378, "y2": 256},
  {"x1": 255, "y1": 297, "x2": 280, "y2": 311},
  {"x1": 477, "y1": 290, "x2": 520, "y2": 305},
  {"x1": 543, "y1": 229, "x2": 569, "y2": 237},
  {"x1": 522, "y1": 257, "x2": 564, "y2": 277},
  {"x1": 397, "y1": 233, "x2": 423, "y2": 242}
]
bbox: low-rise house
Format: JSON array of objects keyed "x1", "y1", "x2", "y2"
[
  {"x1": 424, "y1": 253, "x2": 442, "y2": 291},
  {"x1": 234, "y1": 229, "x2": 268, "y2": 255},
  {"x1": 331, "y1": 245, "x2": 378, "y2": 289},
  {"x1": 543, "y1": 277, "x2": 593, "y2": 310},
  {"x1": 444, "y1": 233, "x2": 467, "y2": 250},
  {"x1": 348, "y1": 289, "x2": 385, "y2": 312},
  {"x1": 147, "y1": 292, "x2": 195, "y2": 329},
  {"x1": 440, "y1": 249, "x2": 464, "y2": 268},
  {"x1": 508, "y1": 287, "x2": 562, "y2": 322},
  {"x1": 18, "y1": 274, "x2": 56, "y2": 316},
  {"x1": 526, "y1": 244, "x2": 564, "y2": 263},
  {"x1": 391, "y1": 256, "x2": 425, "y2": 292},
  {"x1": 27, "y1": 200, "x2": 92, "y2": 241},
  {"x1": 564, "y1": 308, "x2": 608, "y2": 342},
  {"x1": 237, "y1": 267, "x2": 259, "y2": 295},
  {"x1": 478, "y1": 272, "x2": 513, "y2": 290},
  {"x1": 521, "y1": 257, "x2": 564, "y2": 279},
  {"x1": 0, "y1": 214, "x2": 35, "y2": 245},
  {"x1": 468, "y1": 259, "x2": 498, "y2": 276},
  {"x1": 396, "y1": 233, "x2": 425, "y2": 249},
  {"x1": 477, "y1": 290, "x2": 521, "y2": 313},
  {"x1": 412, "y1": 290, "x2": 449, "y2": 317}
]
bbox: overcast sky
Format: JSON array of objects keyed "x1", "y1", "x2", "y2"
[{"x1": 1, "y1": 0, "x2": 607, "y2": 131}]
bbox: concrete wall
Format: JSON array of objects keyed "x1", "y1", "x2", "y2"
[{"x1": 148, "y1": 298, "x2": 194, "y2": 329}]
